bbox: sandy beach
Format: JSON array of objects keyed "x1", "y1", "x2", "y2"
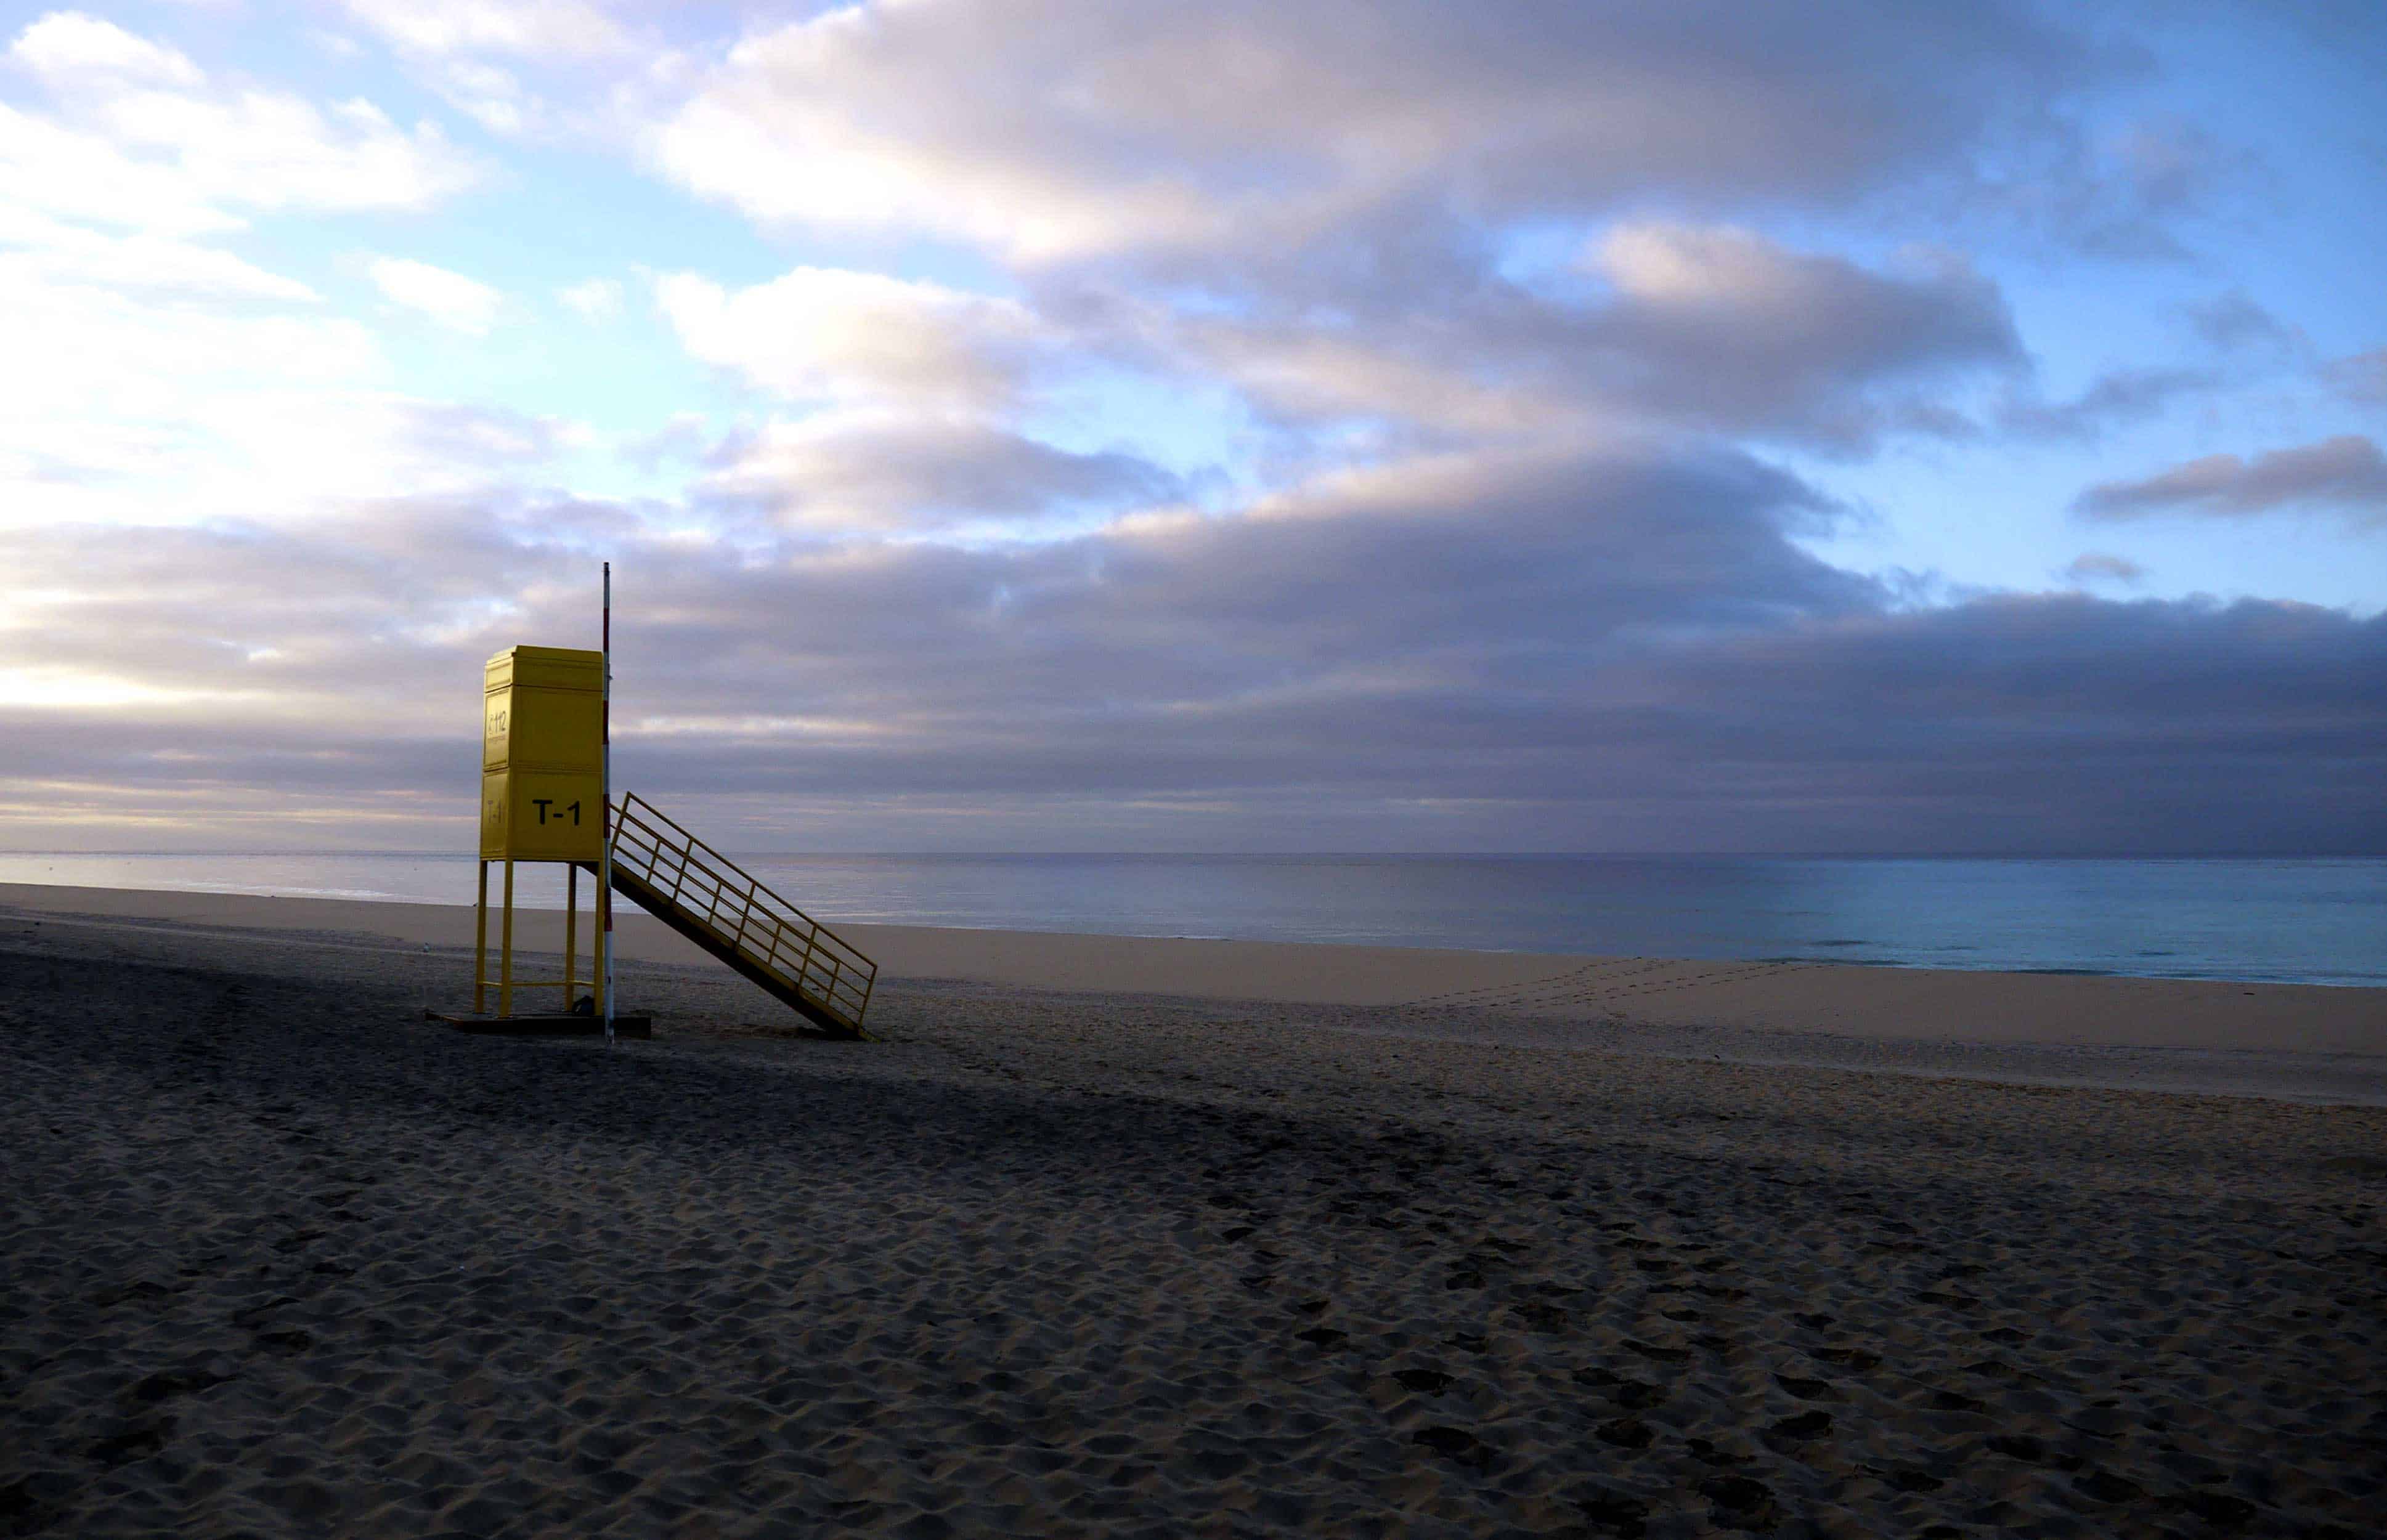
[{"x1": 2, "y1": 885, "x2": 2382, "y2": 1537}]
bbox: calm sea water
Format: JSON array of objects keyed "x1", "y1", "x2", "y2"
[{"x1": 2, "y1": 851, "x2": 2380, "y2": 987}]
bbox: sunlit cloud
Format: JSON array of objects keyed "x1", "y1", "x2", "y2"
[
  {"x1": 366, "y1": 254, "x2": 503, "y2": 334},
  {"x1": 556, "y1": 275, "x2": 622, "y2": 321},
  {"x1": 656, "y1": 267, "x2": 1052, "y2": 410},
  {"x1": 332, "y1": 0, "x2": 630, "y2": 60},
  {"x1": 2, "y1": 14, "x2": 482, "y2": 235}
]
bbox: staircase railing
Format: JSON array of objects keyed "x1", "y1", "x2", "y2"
[{"x1": 608, "y1": 792, "x2": 876, "y2": 1033}]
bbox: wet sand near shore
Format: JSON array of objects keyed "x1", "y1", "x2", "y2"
[
  {"x1": 5, "y1": 881, "x2": 2383, "y2": 1100},
  {"x1": 1, "y1": 902, "x2": 2382, "y2": 1537}
]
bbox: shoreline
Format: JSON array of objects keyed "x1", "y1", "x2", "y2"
[
  {"x1": 1, "y1": 861, "x2": 2378, "y2": 991},
  {"x1": 6, "y1": 880, "x2": 2381, "y2": 1106}
]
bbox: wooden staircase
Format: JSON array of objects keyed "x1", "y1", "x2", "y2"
[{"x1": 584, "y1": 793, "x2": 876, "y2": 1039}]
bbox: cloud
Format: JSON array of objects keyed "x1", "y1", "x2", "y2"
[
  {"x1": 656, "y1": 267, "x2": 1053, "y2": 410},
  {"x1": 1173, "y1": 223, "x2": 2022, "y2": 451},
  {"x1": 0, "y1": 206, "x2": 319, "y2": 301},
  {"x1": 323, "y1": 0, "x2": 662, "y2": 141},
  {"x1": 6, "y1": 442, "x2": 2378, "y2": 853},
  {"x1": 620, "y1": 411, "x2": 711, "y2": 472},
  {"x1": 1576, "y1": 224, "x2": 2020, "y2": 444},
  {"x1": 331, "y1": 0, "x2": 628, "y2": 59},
  {"x1": 1998, "y1": 365, "x2": 2214, "y2": 442},
  {"x1": 697, "y1": 413, "x2": 1182, "y2": 532},
  {"x1": 2075, "y1": 435, "x2": 2387, "y2": 526},
  {"x1": 1640, "y1": 594, "x2": 2386, "y2": 853},
  {"x1": 649, "y1": 0, "x2": 2098, "y2": 263},
  {"x1": 0, "y1": 440, "x2": 1868, "y2": 784},
  {"x1": 1, "y1": 14, "x2": 482, "y2": 235},
  {"x1": 2326, "y1": 348, "x2": 2386, "y2": 406},
  {"x1": 0, "y1": 254, "x2": 381, "y2": 516},
  {"x1": 0, "y1": 78, "x2": 576, "y2": 535},
  {"x1": 367, "y1": 256, "x2": 502, "y2": 335},
  {"x1": 425, "y1": 57, "x2": 538, "y2": 134},
  {"x1": 556, "y1": 275, "x2": 623, "y2": 322},
  {"x1": 2062, "y1": 551, "x2": 2144, "y2": 584},
  {"x1": 1964, "y1": 116, "x2": 2242, "y2": 263},
  {"x1": 2073, "y1": 120, "x2": 2229, "y2": 259},
  {"x1": 0, "y1": 231, "x2": 585, "y2": 533},
  {"x1": 8, "y1": 11, "x2": 201, "y2": 85},
  {"x1": 391, "y1": 401, "x2": 588, "y2": 465},
  {"x1": 2186, "y1": 290, "x2": 2299, "y2": 354}
]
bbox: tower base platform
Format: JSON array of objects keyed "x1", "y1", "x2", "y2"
[{"x1": 428, "y1": 1011, "x2": 652, "y2": 1039}]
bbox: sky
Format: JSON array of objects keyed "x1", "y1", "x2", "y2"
[{"x1": 1, "y1": 0, "x2": 2381, "y2": 856}]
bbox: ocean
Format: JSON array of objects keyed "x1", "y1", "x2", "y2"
[{"x1": 2, "y1": 851, "x2": 2380, "y2": 989}]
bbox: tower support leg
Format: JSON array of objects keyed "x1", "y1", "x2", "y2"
[
  {"x1": 564, "y1": 862, "x2": 578, "y2": 1013},
  {"x1": 499, "y1": 858, "x2": 516, "y2": 1018},
  {"x1": 474, "y1": 860, "x2": 488, "y2": 1015}
]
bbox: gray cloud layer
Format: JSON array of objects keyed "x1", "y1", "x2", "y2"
[
  {"x1": 655, "y1": 0, "x2": 2100, "y2": 262},
  {"x1": 2075, "y1": 435, "x2": 2387, "y2": 524},
  {"x1": 10, "y1": 437, "x2": 2381, "y2": 853}
]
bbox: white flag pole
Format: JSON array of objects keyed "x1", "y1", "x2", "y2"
[{"x1": 601, "y1": 561, "x2": 615, "y2": 1048}]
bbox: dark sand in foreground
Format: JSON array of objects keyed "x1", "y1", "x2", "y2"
[{"x1": 1, "y1": 890, "x2": 2382, "y2": 1537}]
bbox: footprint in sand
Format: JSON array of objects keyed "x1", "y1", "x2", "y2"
[
  {"x1": 1392, "y1": 1368, "x2": 1454, "y2": 1394},
  {"x1": 85, "y1": 1417, "x2": 174, "y2": 1467},
  {"x1": 1959, "y1": 1357, "x2": 2025, "y2": 1380},
  {"x1": 1700, "y1": 1475, "x2": 1781, "y2": 1531},
  {"x1": 2161, "y1": 1491, "x2": 2256, "y2": 1526},
  {"x1": 1595, "y1": 1417, "x2": 1653, "y2": 1449},
  {"x1": 2075, "y1": 1470, "x2": 2147, "y2": 1503},
  {"x1": 90, "y1": 1280, "x2": 185, "y2": 1308},
  {"x1": 1412, "y1": 1426, "x2": 1487, "y2": 1467},
  {"x1": 229, "y1": 1295, "x2": 299, "y2": 1328},
  {"x1": 1576, "y1": 1491, "x2": 1649, "y2": 1537},
  {"x1": 129, "y1": 1369, "x2": 230, "y2": 1404},
  {"x1": 1987, "y1": 1433, "x2": 2045, "y2": 1462}
]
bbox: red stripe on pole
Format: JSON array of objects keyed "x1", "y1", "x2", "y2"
[
  {"x1": 602, "y1": 560, "x2": 614, "y2": 1048},
  {"x1": 603, "y1": 562, "x2": 612, "y2": 933}
]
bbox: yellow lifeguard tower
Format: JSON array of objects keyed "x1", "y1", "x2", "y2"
[
  {"x1": 453, "y1": 602, "x2": 879, "y2": 1042},
  {"x1": 475, "y1": 644, "x2": 614, "y2": 1024}
]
